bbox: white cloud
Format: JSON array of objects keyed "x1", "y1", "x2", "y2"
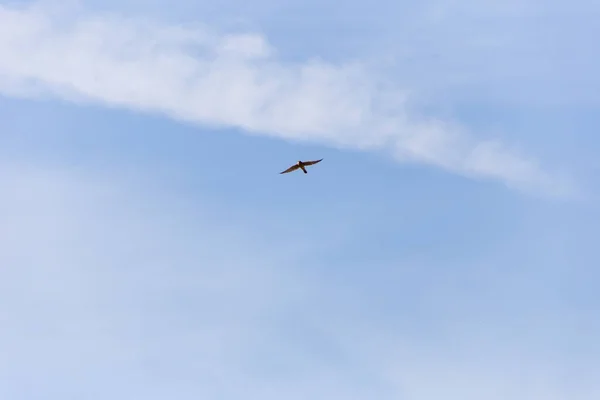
[{"x1": 0, "y1": 2, "x2": 577, "y2": 197}]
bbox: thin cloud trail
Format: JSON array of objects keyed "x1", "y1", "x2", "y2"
[{"x1": 0, "y1": 2, "x2": 576, "y2": 198}]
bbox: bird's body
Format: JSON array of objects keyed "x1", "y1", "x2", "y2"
[{"x1": 280, "y1": 159, "x2": 323, "y2": 174}]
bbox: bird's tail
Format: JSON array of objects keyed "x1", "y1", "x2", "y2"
[{"x1": 301, "y1": 166, "x2": 307, "y2": 173}]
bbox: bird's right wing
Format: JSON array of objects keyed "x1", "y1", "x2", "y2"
[
  {"x1": 303, "y1": 158, "x2": 323, "y2": 166},
  {"x1": 280, "y1": 164, "x2": 300, "y2": 174}
]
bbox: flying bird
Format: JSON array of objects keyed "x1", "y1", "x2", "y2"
[{"x1": 280, "y1": 159, "x2": 323, "y2": 174}]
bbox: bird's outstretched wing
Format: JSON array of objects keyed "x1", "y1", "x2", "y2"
[
  {"x1": 280, "y1": 164, "x2": 300, "y2": 174},
  {"x1": 303, "y1": 158, "x2": 323, "y2": 166}
]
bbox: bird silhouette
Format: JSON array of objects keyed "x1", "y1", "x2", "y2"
[{"x1": 280, "y1": 159, "x2": 323, "y2": 174}]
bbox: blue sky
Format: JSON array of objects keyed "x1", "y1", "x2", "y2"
[{"x1": 1, "y1": 0, "x2": 599, "y2": 399}]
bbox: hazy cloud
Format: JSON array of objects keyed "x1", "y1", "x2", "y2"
[{"x1": 0, "y1": 159, "x2": 596, "y2": 399}]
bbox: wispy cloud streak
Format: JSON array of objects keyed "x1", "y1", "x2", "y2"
[{"x1": 0, "y1": 2, "x2": 575, "y2": 197}]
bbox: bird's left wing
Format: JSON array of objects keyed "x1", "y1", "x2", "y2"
[{"x1": 280, "y1": 164, "x2": 300, "y2": 174}]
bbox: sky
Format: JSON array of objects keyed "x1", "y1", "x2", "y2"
[{"x1": 1, "y1": 0, "x2": 599, "y2": 399}]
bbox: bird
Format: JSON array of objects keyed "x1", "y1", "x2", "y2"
[{"x1": 280, "y1": 159, "x2": 323, "y2": 174}]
